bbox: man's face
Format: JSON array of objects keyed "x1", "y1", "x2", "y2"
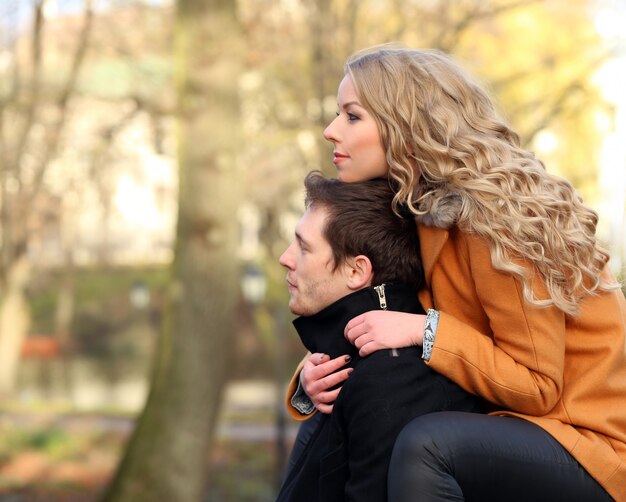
[{"x1": 279, "y1": 206, "x2": 353, "y2": 316}]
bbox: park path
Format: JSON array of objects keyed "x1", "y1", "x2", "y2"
[
  {"x1": 0, "y1": 380, "x2": 299, "y2": 441},
  {"x1": 0, "y1": 380, "x2": 299, "y2": 499}
]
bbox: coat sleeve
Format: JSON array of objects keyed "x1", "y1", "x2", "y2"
[
  {"x1": 426, "y1": 232, "x2": 566, "y2": 415},
  {"x1": 285, "y1": 353, "x2": 318, "y2": 421}
]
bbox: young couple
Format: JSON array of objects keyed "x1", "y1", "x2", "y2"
[{"x1": 277, "y1": 45, "x2": 626, "y2": 501}]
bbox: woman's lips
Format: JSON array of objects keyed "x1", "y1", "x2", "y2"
[{"x1": 333, "y1": 153, "x2": 349, "y2": 164}]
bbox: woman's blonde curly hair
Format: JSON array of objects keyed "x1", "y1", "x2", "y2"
[{"x1": 346, "y1": 45, "x2": 617, "y2": 316}]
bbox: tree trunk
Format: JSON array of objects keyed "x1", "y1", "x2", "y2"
[
  {"x1": 0, "y1": 0, "x2": 92, "y2": 399},
  {"x1": 103, "y1": 0, "x2": 242, "y2": 501},
  {"x1": 0, "y1": 255, "x2": 31, "y2": 396},
  {"x1": 54, "y1": 251, "x2": 76, "y2": 400},
  {"x1": 309, "y1": 0, "x2": 337, "y2": 177}
]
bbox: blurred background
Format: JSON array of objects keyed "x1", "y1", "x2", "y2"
[{"x1": 0, "y1": 0, "x2": 624, "y2": 500}]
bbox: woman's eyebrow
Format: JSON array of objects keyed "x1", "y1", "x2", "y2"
[{"x1": 339, "y1": 100, "x2": 361, "y2": 109}]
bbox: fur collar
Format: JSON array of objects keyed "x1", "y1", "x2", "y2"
[{"x1": 414, "y1": 186, "x2": 462, "y2": 230}]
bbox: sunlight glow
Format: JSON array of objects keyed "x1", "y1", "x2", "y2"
[
  {"x1": 595, "y1": 6, "x2": 626, "y2": 39},
  {"x1": 593, "y1": 1, "x2": 626, "y2": 273},
  {"x1": 534, "y1": 130, "x2": 559, "y2": 154}
]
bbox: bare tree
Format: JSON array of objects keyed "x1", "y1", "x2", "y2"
[
  {"x1": 103, "y1": 0, "x2": 242, "y2": 499},
  {"x1": 0, "y1": 0, "x2": 93, "y2": 396}
]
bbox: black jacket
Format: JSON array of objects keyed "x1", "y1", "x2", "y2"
[{"x1": 276, "y1": 283, "x2": 484, "y2": 502}]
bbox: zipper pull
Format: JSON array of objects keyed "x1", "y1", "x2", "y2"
[
  {"x1": 374, "y1": 284, "x2": 399, "y2": 357},
  {"x1": 373, "y1": 284, "x2": 387, "y2": 310}
]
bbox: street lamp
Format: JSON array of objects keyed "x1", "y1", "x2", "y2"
[
  {"x1": 240, "y1": 263, "x2": 288, "y2": 488},
  {"x1": 240, "y1": 264, "x2": 267, "y2": 306},
  {"x1": 129, "y1": 279, "x2": 150, "y2": 310}
]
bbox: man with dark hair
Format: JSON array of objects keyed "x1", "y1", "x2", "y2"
[{"x1": 275, "y1": 172, "x2": 483, "y2": 502}]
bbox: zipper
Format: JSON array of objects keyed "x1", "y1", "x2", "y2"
[
  {"x1": 373, "y1": 284, "x2": 387, "y2": 310},
  {"x1": 373, "y1": 284, "x2": 399, "y2": 357}
]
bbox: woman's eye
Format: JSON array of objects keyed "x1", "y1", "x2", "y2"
[{"x1": 335, "y1": 110, "x2": 359, "y2": 121}]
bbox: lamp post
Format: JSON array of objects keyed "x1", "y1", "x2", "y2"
[
  {"x1": 240, "y1": 264, "x2": 288, "y2": 488},
  {"x1": 273, "y1": 302, "x2": 288, "y2": 487},
  {"x1": 129, "y1": 279, "x2": 150, "y2": 310},
  {"x1": 240, "y1": 265, "x2": 267, "y2": 306}
]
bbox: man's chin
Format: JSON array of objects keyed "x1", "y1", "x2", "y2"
[
  {"x1": 288, "y1": 301, "x2": 315, "y2": 317},
  {"x1": 288, "y1": 300, "x2": 303, "y2": 316},
  {"x1": 290, "y1": 309, "x2": 310, "y2": 317},
  {"x1": 290, "y1": 305, "x2": 327, "y2": 318}
]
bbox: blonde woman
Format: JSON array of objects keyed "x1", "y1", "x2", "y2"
[{"x1": 285, "y1": 46, "x2": 626, "y2": 501}]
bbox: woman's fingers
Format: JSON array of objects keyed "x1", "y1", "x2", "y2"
[
  {"x1": 344, "y1": 314, "x2": 367, "y2": 344},
  {"x1": 302, "y1": 355, "x2": 351, "y2": 393},
  {"x1": 301, "y1": 354, "x2": 352, "y2": 414},
  {"x1": 312, "y1": 380, "x2": 347, "y2": 414},
  {"x1": 345, "y1": 310, "x2": 427, "y2": 356}
]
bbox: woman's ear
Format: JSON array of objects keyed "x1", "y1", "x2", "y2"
[{"x1": 345, "y1": 255, "x2": 374, "y2": 290}]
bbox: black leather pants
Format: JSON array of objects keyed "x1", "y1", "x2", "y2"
[{"x1": 388, "y1": 412, "x2": 614, "y2": 502}]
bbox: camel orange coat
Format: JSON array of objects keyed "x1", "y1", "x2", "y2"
[
  {"x1": 286, "y1": 223, "x2": 626, "y2": 501},
  {"x1": 418, "y1": 224, "x2": 626, "y2": 501}
]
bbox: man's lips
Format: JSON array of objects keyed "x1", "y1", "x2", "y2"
[{"x1": 286, "y1": 278, "x2": 296, "y2": 290}]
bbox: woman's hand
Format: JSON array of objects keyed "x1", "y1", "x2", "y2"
[
  {"x1": 301, "y1": 353, "x2": 352, "y2": 414},
  {"x1": 345, "y1": 310, "x2": 426, "y2": 357}
]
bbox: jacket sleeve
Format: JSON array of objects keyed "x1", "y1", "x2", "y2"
[
  {"x1": 426, "y1": 232, "x2": 566, "y2": 415},
  {"x1": 285, "y1": 353, "x2": 318, "y2": 421}
]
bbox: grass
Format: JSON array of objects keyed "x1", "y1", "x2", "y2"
[
  {"x1": 0, "y1": 428, "x2": 83, "y2": 462},
  {"x1": 0, "y1": 405, "x2": 291, "y2": 502},
  {"x1": 207, "y1": 439, "x2": 279, "y2": 502}
]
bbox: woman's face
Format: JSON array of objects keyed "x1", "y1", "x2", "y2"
[{"x1": 323, "y1": 75, "x2": 389, "y2": 182}]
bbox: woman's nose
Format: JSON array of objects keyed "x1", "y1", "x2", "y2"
[{"x1": 323, "y1": 117, "x2": 338, "y2": 142}]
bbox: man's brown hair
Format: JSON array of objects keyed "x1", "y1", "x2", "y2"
[{"x1": 304, "y1": 171, "x2": 424, "y2": 288}]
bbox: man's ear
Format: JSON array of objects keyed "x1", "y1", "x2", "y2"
[{"x1": 345, "y1": 255, "x2": 374, "y2": 290}]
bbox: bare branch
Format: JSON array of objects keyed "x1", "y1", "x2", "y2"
[
  {"x1": 88, "y1": 99, "x2": 142, "y2": 181},
  {"x1": 55, "y1": 0, "x2": 94, "y2": 113},
  {"x1": 435, "y1": 0, "x2": 545, "y2": 52},
  {"x1": 0, "y1": 1, "x2": 48, "y2": 275},
  {"x1": 12, "y1": 0, "x2": 46, "y2": 180},
  {"x1": 25, "y1": 0, "x2": 94, "y2": 211},
  {"x1": 518, "y1": 51, "x2": 612, "y2": 145},
  {"x1": 0, "y1": 10, "x2": 20, "y2": 171},
  {"x1": 521, "y1": 82, "x2": 584, "y2": 146}
]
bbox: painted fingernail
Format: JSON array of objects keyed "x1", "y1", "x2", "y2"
[
  {"x1": 347, "y1": 368, "x2": 353, "y2": 375},
  {"x1": 344, "y1": 355, "x2": 352, "y2": 362}
]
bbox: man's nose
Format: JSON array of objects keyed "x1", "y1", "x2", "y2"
[{"x1": 278, "y1": 245, "x2": 294, "y2": 269}]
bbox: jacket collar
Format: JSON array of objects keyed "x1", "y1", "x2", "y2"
[
  {"x1": 292, "y1": 283, "x2": 424, "y2": 360},
  {"x1": 413, "y1": 185, "x2": 460, "y2": 286}
]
